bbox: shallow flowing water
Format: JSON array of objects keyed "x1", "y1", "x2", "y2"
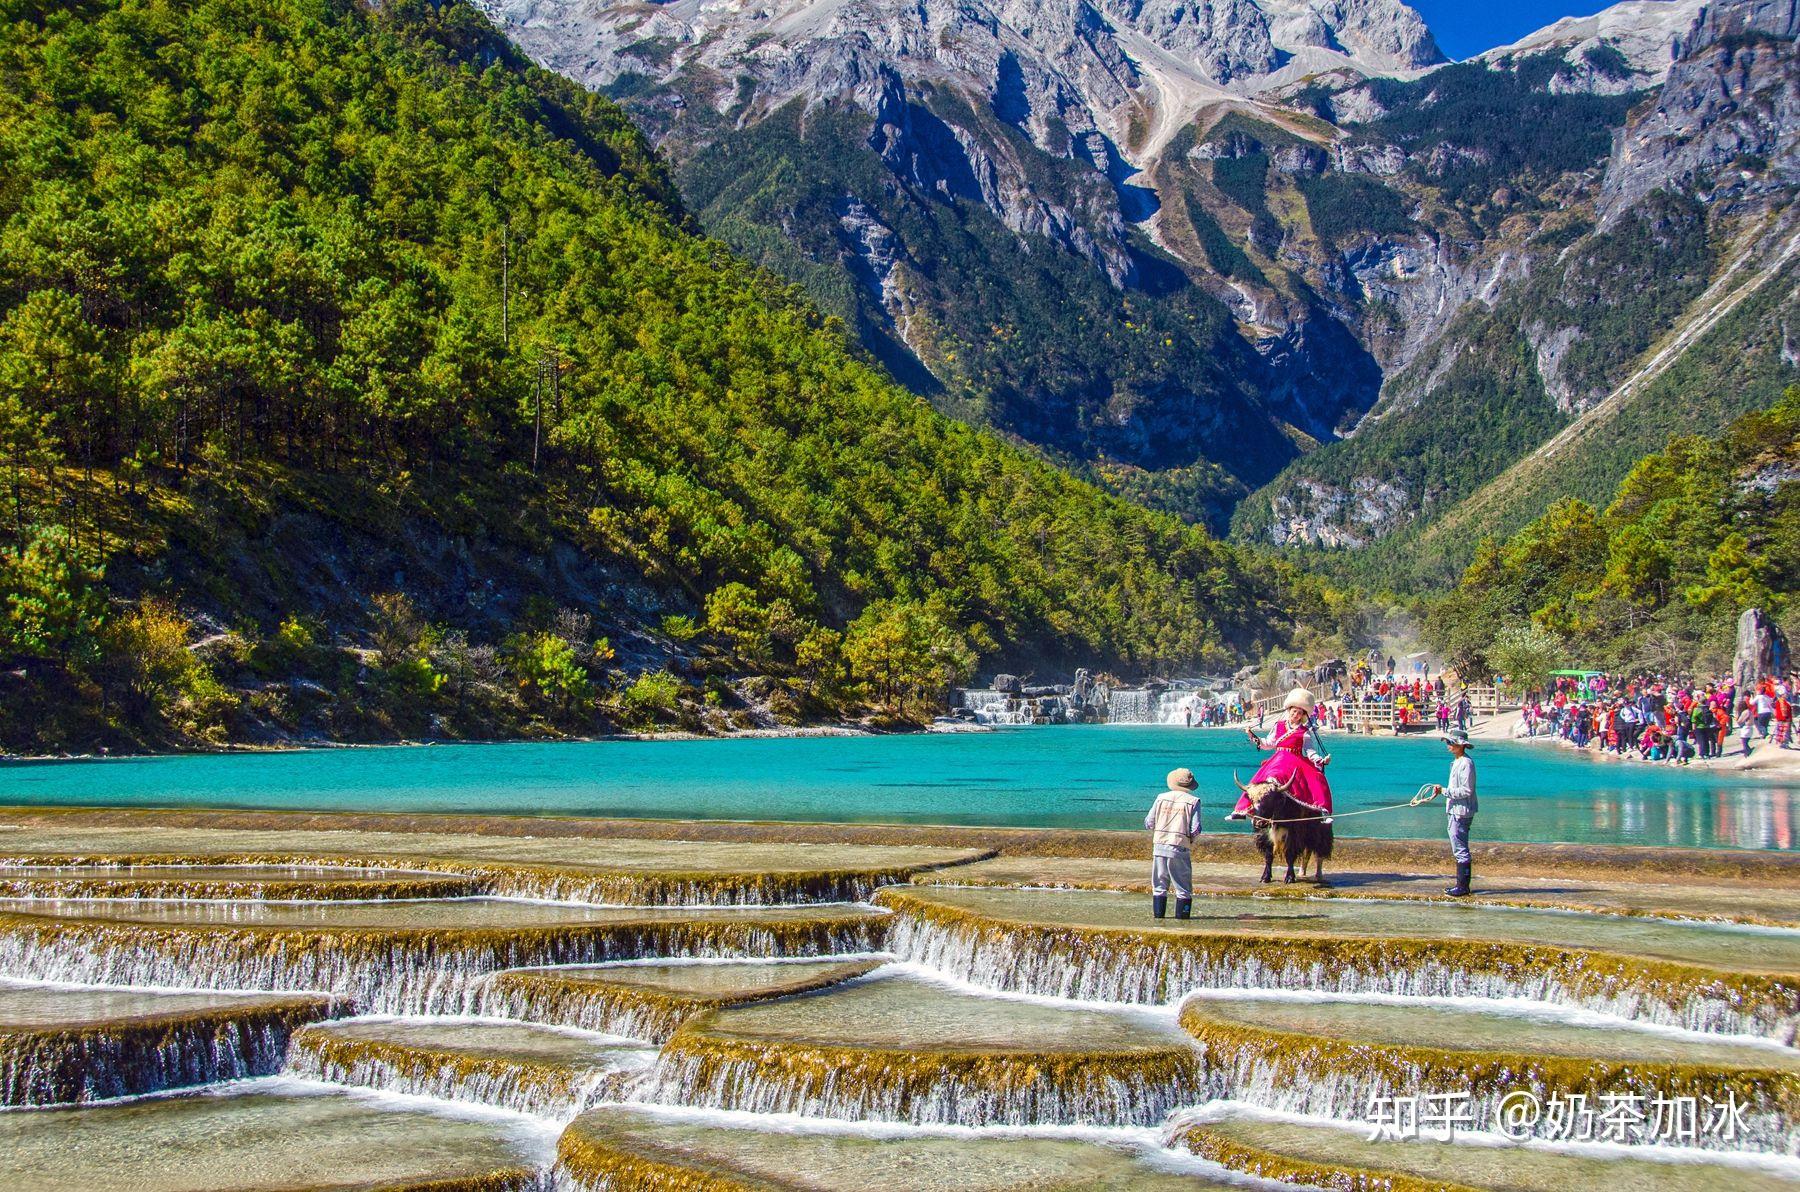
[
  {"x1": 0, "y1": 979, "x2": 327, "y2": 1028},
  {"x1": 691, "y1": 970, "x2": 1185, "y2": 1052},
  {"x1": 1187, "y1": 994, "x2": 1800, "y2": 1068},
  {"x1": 561, "y1": 1104, "x2": 1253, "y2": 1190},
  {"x1": 0, "y1": 863, "x2": 478, "y2": 900},
  {"x1": 2, "y1": 726, "x2": 1792, "y2": 849},
  {"x1": 559, "y1": 957, "x2": 885, "y2": 998},
  {"x1": 0, "y1": 1078, "x2": 556, "y2": 1190},
  {"x1": 1177, "y1": 1107, "x2": 1800, "y2": 1191}
]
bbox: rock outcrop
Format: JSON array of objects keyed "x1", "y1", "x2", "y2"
[
  {"x1": 1600, "y1": 2, "x2": 1800, "y2": 223},
  {"x1": 1735, "y1": 607, "x2": 1792, "y2": 696}
]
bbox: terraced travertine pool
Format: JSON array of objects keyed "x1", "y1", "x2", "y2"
[
  {"x1": 0, "y1": 863, "x2": 482, "y2": 900},
  {"x1": 0, "y1": 807, "x2": 1796, "y2": 1191},
  {"x1": 0, "y1": 1082, "x2": 558, "y2": 1191},
  {"x1": 0, "y1": 897, "x2": 883, "y2": 930},
  {"x1": 1174, "y1": 1108, "x2": 1800, "y2": 1192},
  {"x1": 884, "y1": 884, "x2": 1800, "y2": 971}
]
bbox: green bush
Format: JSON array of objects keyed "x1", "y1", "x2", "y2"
[
  {"x1": 660, "y1": 614, "x2": 700, "y2": 642},
  {"x1": 0, "y1": 527, "x2": 106, "y2": 668},
  {"x1": 621, "y1": 670, "x2": 682, "y2": 720},
  {"x1": 506, "y1": 632, "x2": 593, "y2": 715}
]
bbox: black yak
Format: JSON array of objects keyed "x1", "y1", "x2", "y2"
[{"x1": 1235, "y1": 771, "x2": 1333, "y2": 885}]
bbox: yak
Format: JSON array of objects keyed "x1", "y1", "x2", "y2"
[{"x1": 1234, "y1": 771, "x2": 1333, "y2": 885}]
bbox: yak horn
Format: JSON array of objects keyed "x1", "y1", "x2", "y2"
[
  {"x1": 1233, "y1": 770, "x2": 1248, "y2": 793},
  {"x1": 1274, "y1": 771, "x2": 1296, "y2": 791}
]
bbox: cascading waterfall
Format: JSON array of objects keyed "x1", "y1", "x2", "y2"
[
  {"x1": 1105, "y1": 690, "x2": 1157, "y2": 723},
  {"x1": 461, "y1": 867, "x2": 914, "y2": 908},
  {"x1": 0, "y1": 856, "x2": 903, "y2": 908},
  {"x1": 882, "y1": 908, "x2": 1798, "y2": 1042},
  {"x1": 1158, "y1": 691, "x2": 1202, "y2": 724},
  {"x1": 973, "y1": 701, "x2": 1034, "y2": 726},
  {"x1": 462, "y1": 973, "x2": 685, "y2": 1043},
  {"x1": 638, "y1": 1036, "x2": 1202, "y2": 1128},
  {"x1": 0, "y1": 997, "x2": 339, "y2": 1106},
  {"x1": 7, "y1": 830, "x2": 1794, "y2": 1186},
  {"x1": 549, "y1": 1171, "x2": 593, "y2": 1192},
  {"x1": 0, "y1": 916, "x2": 886, "y2": 1017},
  {"x1": 285, "y1": 1025, "x2": 657, "y2": 1120}
]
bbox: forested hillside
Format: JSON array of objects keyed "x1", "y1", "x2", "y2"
[
  {"x1": 0, "y1": 0, "x2": 1314, "y2": 752},
  {"x1": 1426, "y1": 387, "x2": 1800, "y2": 678},
  {"x1": 1236, "y1": 190, "x2": 1727, "y2": 571},
  {"x1": 672, "y1": 104, "x2": 1289, "y2": 529}
]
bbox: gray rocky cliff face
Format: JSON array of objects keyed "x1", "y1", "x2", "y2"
[
  {"x1": 1266, "y1": 475, "x2": 1412, "y2": 547},
  {"x1": 1600, "y1": 15, "x2": 1800, "y2": 223}
]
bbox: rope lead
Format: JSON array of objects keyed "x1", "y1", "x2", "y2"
[{"x1": 1246, "y1": 784, "x2": 1440, "y2": 826}]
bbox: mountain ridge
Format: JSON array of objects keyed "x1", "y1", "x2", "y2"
[{"x1": 468, "y1": 0, "x2": 1799, "y2": 545}]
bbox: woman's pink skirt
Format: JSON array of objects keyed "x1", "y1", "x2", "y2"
[{"x1": 1232, "y1": 750, "x2": 1333, "y2": 815}]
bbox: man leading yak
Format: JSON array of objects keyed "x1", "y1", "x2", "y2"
[{"x1": 1229, "y1": 688, "x2": 1334, "y2": 821}]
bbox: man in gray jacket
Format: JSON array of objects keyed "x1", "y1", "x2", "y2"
[
  {"x1": 1145, "y1": 768, "x2": 1203, "y2": 919},
  {"x1": 1433, "y1": 729, "x2": 1477, "y2": 896}
]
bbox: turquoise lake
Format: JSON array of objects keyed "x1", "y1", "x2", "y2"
[{"x1": 0, "y1": 727, "x2": 1793, "y2": 850}]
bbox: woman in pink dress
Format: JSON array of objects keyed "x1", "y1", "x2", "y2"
[{"x1": 1229, "y1": 688, "x2": 1333, "y2": 817}]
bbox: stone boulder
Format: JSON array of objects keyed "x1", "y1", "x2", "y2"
[{"x1": 1734, "y1": 608, "x2": 1791, "y2": 696}]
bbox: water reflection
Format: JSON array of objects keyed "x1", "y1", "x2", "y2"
[{"x1": 1494, "y1": 784, "x2": 1800, "y2": 850}]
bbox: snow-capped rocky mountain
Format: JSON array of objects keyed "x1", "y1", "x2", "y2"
[
  {"x1": 473, "y1": 0, "x2": 1799, "y2": 558},
  {"x1": 480, "y1": 0, "x2": 1441, "y2": 118},
  {"x1": 1475, "y1": 0, "x2": 1706, "y2": 92}
]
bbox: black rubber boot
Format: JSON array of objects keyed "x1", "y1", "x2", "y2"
[
  {"x1": 1174, "y1": 898, "x2": 1192, "y2": 920},
  {"x1": 1446, "y1": 862, "x2": 1471, "y2": 897},
  {"x1": 1152, "y1": 895, "x2": 1167, "y2": 919}
]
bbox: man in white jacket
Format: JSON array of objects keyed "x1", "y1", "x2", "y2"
[
  {"x1": 1433, "y1": 729, "x2": 1478, "y2": 896},
  {"x1": 1145, "y1": 768, "x2": 1203, "y2": 919}
]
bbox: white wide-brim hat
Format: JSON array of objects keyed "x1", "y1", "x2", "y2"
[{"x1": 1283, "y1": 688, "x2": 1316, "y2": 712}]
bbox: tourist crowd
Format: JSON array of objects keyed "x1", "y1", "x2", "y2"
[
  {"x1": 1327, "y1": 669, "x2": 1473, "y2": 733},
  {"x1": 1181, "y1": 700, "x2": 1242, "y2": 727},
  {"x1": 1171, "y1": 658, "x2": 1480, "y2": 733},
  {"x1": 1521, "y1": 672, "x2": 1796, "y2": 764}
]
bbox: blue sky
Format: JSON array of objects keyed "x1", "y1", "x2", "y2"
[{"x1": 1411, "y1": 0, "x2": 1619, "y2": 60}]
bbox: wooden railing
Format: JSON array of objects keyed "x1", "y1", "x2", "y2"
[
  {"x1": 1466, "y1": 685, "x2": 1523, "y2": 714},
  {"x1": 1335, "y1": 697, "x2": 1436, "y2": 734}
]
